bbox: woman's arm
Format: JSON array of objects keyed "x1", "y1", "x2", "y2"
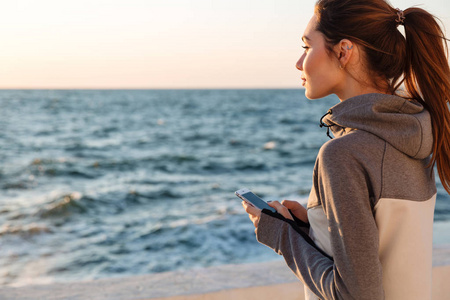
[{"x1": 253, "y1": 137, "x2": 384, "y2": 300}]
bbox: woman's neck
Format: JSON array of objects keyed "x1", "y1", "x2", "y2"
[
  {"x1": 335, "y1": 71, "x2": 390, "y2": 102},
  {"x1": 336, "y1": 86, "x2": 389, "y2": 102}
]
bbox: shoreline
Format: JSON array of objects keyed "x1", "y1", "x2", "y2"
[{"x1": 1, "y1": 245, "x2": 449, "y2": 300}]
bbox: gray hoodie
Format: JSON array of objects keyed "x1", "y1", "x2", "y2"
[{"x1": 256, "y1": 93, "x2": 437, "y2": 300}]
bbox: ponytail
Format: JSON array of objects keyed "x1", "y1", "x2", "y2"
[
  {"x1": 402, "y1": 8, "x2": 450, "y2": 194},
  {"x1": 314, "y1": 0, "x2": 450, "y2": 194}
]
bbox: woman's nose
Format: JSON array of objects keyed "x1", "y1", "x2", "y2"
[{"x1": 296, "y1": 54, "x2": 305, "y2": 71}]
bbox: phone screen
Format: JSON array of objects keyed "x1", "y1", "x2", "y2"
[{"x1": 240, "y1": 191, "x2": 276, "y2": 213}]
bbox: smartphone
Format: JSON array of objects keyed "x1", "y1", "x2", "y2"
[{"x1": 235, "y1": 188, "x2": 276, "y2": 213}]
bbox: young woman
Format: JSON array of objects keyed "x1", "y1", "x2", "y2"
[{"x1": 243, "y1": 1, "x2": 450, "y2": 299}]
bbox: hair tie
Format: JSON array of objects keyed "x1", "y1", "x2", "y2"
[{"x1": 395, "y1": 8, "x2": 405, "y2": 26}]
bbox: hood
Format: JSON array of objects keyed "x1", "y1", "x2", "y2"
[{"x1": 322, "y1": 93, "x2": 433, "y2": 159}]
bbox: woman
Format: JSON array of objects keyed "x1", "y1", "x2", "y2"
[{"x1": 242, "y1": 0, "x2": 450, "y2": 299}]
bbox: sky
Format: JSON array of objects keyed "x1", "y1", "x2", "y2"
[{"x1": 0, "y1": 0, "x2": 449, "y2": 89}]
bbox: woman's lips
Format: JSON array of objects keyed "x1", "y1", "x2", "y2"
[{"x1": 301, "y1": 78, "x2": 306, "y2": 86}]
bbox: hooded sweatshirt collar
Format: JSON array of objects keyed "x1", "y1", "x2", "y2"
[{"x1": 321, "y1": 93, "x2": 433, "y2": 159}]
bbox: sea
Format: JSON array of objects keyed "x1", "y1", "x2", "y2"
[{"x1": 1, "y1": 89, "x2": 449, "y2": 287}]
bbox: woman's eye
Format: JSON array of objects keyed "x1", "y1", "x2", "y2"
[{"x1": 302, "y1": 46, "x2": 310, "y2": 52}]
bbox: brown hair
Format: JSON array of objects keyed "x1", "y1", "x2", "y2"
[{"x1": 314, "y1": 0, "x2": 450, "y2": 194}]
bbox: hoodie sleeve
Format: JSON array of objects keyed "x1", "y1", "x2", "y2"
[{"x1": 256, "y1": 135, "x2": 384, "y2": 300}]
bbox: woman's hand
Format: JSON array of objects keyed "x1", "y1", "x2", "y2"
[
  {"x1": 242, "y1": 200, "x2": 308, "y2": 232},
  {"x1": 267, "y1": 201, "x2": 294, "y2": 221},
  {"x1": 242, "y1": 201, "x2": 261, "y2": 232},
  {"x1": 280, "y1": 200, "x2": 308, "y2": 223}
]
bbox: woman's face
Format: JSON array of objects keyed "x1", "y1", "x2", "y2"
[{"x1": 296, "y1": 16, "x2": 343, "y2": 99}]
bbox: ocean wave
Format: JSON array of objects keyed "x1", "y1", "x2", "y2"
[
  {"x1": 228, "y1": 139, "x2": 245, "y2": 146},
  {"x1": 136, "y1": 214, "x2": 228, "y2": 243},
  {"x1": 48, "y1": 253, "x2": 112, "y2": 275},
  {"x1": 92, "y1": 126, "x2": 119, "y2": 138},
  {"x1": 31, "y1": 157, "x2": 72, "y2": 166},
  {"x1": 37, "y1": 192, "x2": 87, "y2": 218},
  {"x1": 25, "y1": 153, "x2": 206, "y2": 181},
  {"x1": 33, "y1": 188, "x2": 185, "y2": 220},
  {"x1": 182, "y1": 132, "x2": 210, "y2": 142},
  {"x1": 235, "y1": 161, "x2": 267, "y2": 171},
  {"x1": 158, "y1": 154, "x2": 199, "y2": 163},
  {"x1": 91, "y1": 155, "x2": 200, "y2": 172},
  {"x1": 29, "y1": 158, "x2": 99, "y2": 179},
  {"x1": 126, "y1": 188, "x2": 183, "y2": 202},
  {"x1": 278, "y1": 117, "x2": 297, "y2": 125},
  {"x1": 42, "y1": 168, "x2": 97, "y2": 179},
  {"x1": 0, "y1": 223, "x2": 52, "y2": 237},
  {"x1": 126, "y1": 178, "x2": 204, "y2": 185},
  {"x1": 2, "y1": 181, "x2": 31, "y2": 190}
]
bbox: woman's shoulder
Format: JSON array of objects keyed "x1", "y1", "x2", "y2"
[{"x1": 318, "y1": 130, "x2": 386, "y2": 163}]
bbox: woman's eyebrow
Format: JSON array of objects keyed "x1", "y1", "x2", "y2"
[{"x1": 302, "y1": 36, "x2": 311, "y2": 42}]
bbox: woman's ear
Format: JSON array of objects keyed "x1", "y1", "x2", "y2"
[{"x1": 335, "y1": 39, "x2": 354, "y2": 69}]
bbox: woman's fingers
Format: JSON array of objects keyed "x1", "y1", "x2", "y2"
[
  {"x1": 281, "y1": 199, "x2": 300, "y2": 209},
  {"x1": 268, "y1": 201, "x2": 293, "y2": 220},
  {"x1": 242, "y1": 199, "x2": 304, "y2": 228},
  {"x1": 242, "y1": 201, "x2": 260, "y2": 216},
  {"x1": 242, "y1": 201, "x2": 261, "y2": 228},
  {"x1": 281, "y1": 199, "x2": 308, "y2": 223}
]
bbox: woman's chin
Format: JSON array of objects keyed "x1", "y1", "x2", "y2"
[
  {"x1": 304, "y1": 89, "x2": 320, "y2": 100},
  {"x1": 305, "y1": 88, "x2": 331, "y2": 100}
]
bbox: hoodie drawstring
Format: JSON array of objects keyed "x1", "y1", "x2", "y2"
[{"x1": 319, "y1": 109, "x2": 333, "y2": 139}]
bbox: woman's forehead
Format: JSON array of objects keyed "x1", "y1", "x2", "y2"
[{"x1": 302, "y1": 16, "x2": 319, "y2": 41}]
